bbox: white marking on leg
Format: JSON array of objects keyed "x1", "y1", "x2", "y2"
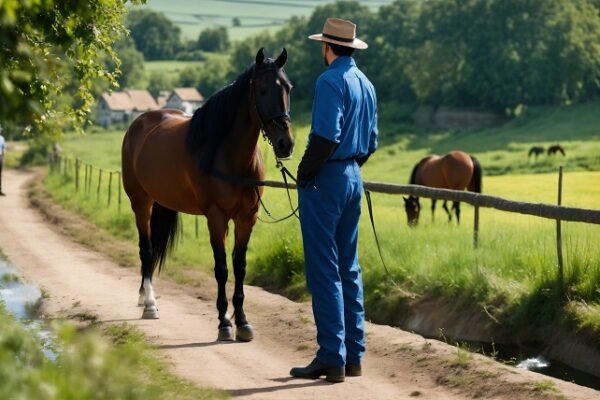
[
  {"x1": 142, "y1": 278, "x2": 159, "y2": 319},
  {"x1": 143, "y1": 278, "x2": 157, "y2": 308}
]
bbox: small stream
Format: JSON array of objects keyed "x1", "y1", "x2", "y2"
[
  {"x1": 454, "y1": 339, "x2": 600, "y2": 391},
  {"x1": 0, "y1": 260, "x2": 57, "y2": 360}
]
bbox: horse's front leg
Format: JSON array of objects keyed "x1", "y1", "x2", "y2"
[
  {"x1": 207, "y1": 209, "x2": 233, "y2": 341},
  {"x1": 232, "y1": 218, "x2": 254, "y2": 342}
]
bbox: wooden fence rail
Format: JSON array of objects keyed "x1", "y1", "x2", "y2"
[
  {"x1": 50, "y1": 156, "x2": 599, "y2": 285},
  {"x1": 261, "y1": 179, "x2": 600, "y2": 225}
]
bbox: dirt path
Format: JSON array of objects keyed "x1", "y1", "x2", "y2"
[{"x1": 0, "y1": 169, "x2": 598, "y2": 400}]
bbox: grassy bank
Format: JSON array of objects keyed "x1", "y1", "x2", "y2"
[
  {"x1": 42, "y1": 102, "x2": 600, "y2": 342},
  {"x1": 0, "y1": 303, "x2": 226, "y2": 400}
]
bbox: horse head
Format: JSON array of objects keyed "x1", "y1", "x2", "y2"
[
  {"x1": 403, "y1": 196, "x2": 420, "y2": 226},
  {"x1": 251, "y1": 48, "x2": 294, "y2": 160}
]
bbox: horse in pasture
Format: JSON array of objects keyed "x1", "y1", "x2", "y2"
[
  {"x1": 547, "y1": 144, "x2": 565, "y2": 156},
  {"x1": 121, "y1": 48, "x2": 294, "y2": 342},
  {"x1": 528, "y1": 146, "x2": 544, "y2": 159},
  {"x1": 404, "y1": 151, "x2": 482, "y2": 225}
]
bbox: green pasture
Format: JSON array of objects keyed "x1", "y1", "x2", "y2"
[
  {"x1": 44, "y1": 102, "x2": 600, "y2": 338},
  {"x1": 138, "y1": 0, "x2": 396, "y2": 41},
  {"x1": 145, "y1": 52, "x2": 229, "y2": 82}
]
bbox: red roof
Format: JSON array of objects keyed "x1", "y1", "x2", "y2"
[{"x1": 101, "y1": 90, "x2": 158, "y2": 111}]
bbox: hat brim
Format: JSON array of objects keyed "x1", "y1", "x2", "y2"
[{"x1": 308, "y1": 33, "x2": 368, "y2": 50}]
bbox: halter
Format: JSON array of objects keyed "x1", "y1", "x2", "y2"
[{"x1": 249, "y1": 65, "x2": 291, "y2": 147}]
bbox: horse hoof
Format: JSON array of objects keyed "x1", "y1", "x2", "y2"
[
  {"x1": 142, "y1": 306, "x2": 159, "y2": 319},
  {"x1": 218, "y1": 326, "x2": 234, "y2": 341},
  {"x1": 236, "y1": 324, "x2": 254, "y2": 342}
]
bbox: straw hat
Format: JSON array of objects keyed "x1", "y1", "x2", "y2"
[{"x1": 308, "y1": 18, "x2": 368, "y2": 50}]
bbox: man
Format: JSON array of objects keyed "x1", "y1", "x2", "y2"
[
  {"x1": 0, "y1": 123, "x2": 6, "y2": 196},
  {"x1": 290, "y1": 17, "x2": 378, "y2": 383}
]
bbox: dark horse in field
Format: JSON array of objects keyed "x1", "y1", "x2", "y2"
[
  {"x1": 122, "y1": 49, "x2": 294, "y2": 342},
  {"x1": 404, "y1": 151, "x2": 482, "y2": 225},
  {"x1": 548, "y1": 144, "x2": 566, "y2": 156},
  {"x1": 528, "y1": 146, "x2": 545, "y2": 159}
]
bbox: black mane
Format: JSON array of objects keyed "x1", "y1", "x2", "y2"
[
  {"x1": 186, "y1": 65, "x2": 254, "y2": 160},
  {"x1": 409, "y1": 162, "x2": 419, "y2": 184}
]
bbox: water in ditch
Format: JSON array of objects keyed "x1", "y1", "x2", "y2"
[
  {"x1": 0, "y1": 259, "x2": 57, "y2": 360},
  {"x1": 458, "y1": 339, "x2": 600, "y2": 391}
]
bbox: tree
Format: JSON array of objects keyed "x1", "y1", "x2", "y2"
[
  {"x1": 148, "y1": 71, "x2": 175, "y2": 99},
  {"x1": 127, "y1": 9, "x2": 182, "y2": 60},
  {"x1": 196, "y1": 26, "x2": 231, "y2": 53},
  {"x1": 0, "y1": 0, "x2": 144, "y2": 136},
  {"x1": 109, "y1": 38, "x2": 147, "y2": 89},
  {"x1": 178, "y1": 58, "x2": 230, "y2": 99}
]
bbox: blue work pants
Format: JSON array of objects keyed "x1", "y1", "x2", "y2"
[{"x1": 298, "y1": 159, "x2": 365, "y2": 367}]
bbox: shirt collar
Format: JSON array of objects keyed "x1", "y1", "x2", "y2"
[{"x1": 329, "y1": 56, "x2": 356, "y2": 69}]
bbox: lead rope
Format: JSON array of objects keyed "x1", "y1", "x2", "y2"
[
  {"x1": 364, "y1": 189, "x2": 395, "y2": 282},
  {"x1": 255, "y1": 136, "x2": 299, "y2": 223}
]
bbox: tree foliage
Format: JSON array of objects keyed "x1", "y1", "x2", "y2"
[
  {"x1": 127, "y1": 9, "x2": 181, "y2": 60},
  {"x1": 0, "y1": 0, "x2": 144, "y2": 136},
  {"x1": 230, "y1": 0, "x2": 600, "y2": 113},
  {"x1": 196, "y1": 26, "x2": 231, "y2": 53}
]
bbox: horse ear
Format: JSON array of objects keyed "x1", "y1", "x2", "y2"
[
  {"x1": 275, "y1": 48, "x2": 287, "y2": 68},
  {"x1": 256, "y1": 48, "x2": 265, "y2": 65}
]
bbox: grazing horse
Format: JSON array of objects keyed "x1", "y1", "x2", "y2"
[
  {"x1": 548, "y1": 144, "x2": 565, "y2": 156},
  {"x1": 404, "y1": 150, "x2": 482, "y2": 225},
  {"x1": 528, "y1": 146, "x2": 544, "y2": 159},
  {"x1": 121, "y1": 49, "x2": 294, "y2": 342}
]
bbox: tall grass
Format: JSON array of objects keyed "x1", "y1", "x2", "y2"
[{"x1": 43, "y1": 103, "x2": 600, "y2": 336}]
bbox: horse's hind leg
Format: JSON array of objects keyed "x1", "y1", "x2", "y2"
[
  {"x1": 207, "y1": 208, "x2": 233, "y2": 341},
  {"x1": 442, "y1": 201, "x2": 452, "y2": 222},
  {"x1": 231, "y1": 217, "x2": 255, "y2": 342},
  {"x1": 453, "y1": 201, "x2": 461, "y2": 224},
  {"x1": 431, "y1": 199, "x2": 437, "y2": 221},
  {"x1": 132, "y1": 200, "x2": 159, "y2": 319}
]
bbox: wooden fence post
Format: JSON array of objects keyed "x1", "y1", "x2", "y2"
[
  {"x1": 88, "y1": 165, "x2": 93, "y2": 195},
  {"x1": 97, "y1": 169, "x2": 103, "y2": 202},
  {"x1": 75, "y1": 159, "x2": 80, "y2": 192},
  {"x1": 84, "y1": 164, "x2": 88, "y2": 193},
  {"x1": 473, "y1": 205, "x2": 480, "y2": 249},
  {"x1": 556, "y1": 166, "x2": 564, "y2": 287},
  {"x1": 108, "y1": 171, "x2": 113, "y2": 207},
  {"x1": 117, "y1": 172, "x2": 122, "y2": 212}
]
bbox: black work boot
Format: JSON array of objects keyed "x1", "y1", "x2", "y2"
[
  {"x1": 345, "y1": 363, "x2": 362, "y2": 377},
  {"x1": 290, "y1": 359, "x2": 345, "y2": 383}
]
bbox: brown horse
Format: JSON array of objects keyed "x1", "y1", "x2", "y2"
[
  {"x1": 122, "y1": 49, "x2": 294, "y2": 342},
  {"x1": 547, "y1": 144, "x2": 566, "y2": 156},
  {"x1": 404, "y1": 150, "x2": 482, "y2": 225}
]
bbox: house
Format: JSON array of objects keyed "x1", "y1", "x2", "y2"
[
  {"x1": 165, "y1": 87, "x2": 204, "y2": 114},
  {"x1": 97, "y1": 89, "x2": 159, "y2": 127}
]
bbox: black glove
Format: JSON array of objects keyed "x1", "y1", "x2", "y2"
[
  {"x1": 357, "y1": 154, "x2": 371, "y2": 167},
  {"x1": 297, "y1": 134, "x2": 337, "y2": 188}
]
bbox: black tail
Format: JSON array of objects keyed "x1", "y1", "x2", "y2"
[
  {"x1": 409, "y1": 162, "x2": 419, "y2": 184},
  {"x1": 150, "y1": 202, "x2": 180, "y2": 274},
  {"x1": 469, "y1": 156, "x2": 482, "y2": 193}
]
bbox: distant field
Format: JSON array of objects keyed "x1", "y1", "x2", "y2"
[
  {"x1": 137, "y1": 0, "x2": 396, "y2": 40},
  {"x1": 145, "y1": 53, "x2": 228, "y2": 80}
]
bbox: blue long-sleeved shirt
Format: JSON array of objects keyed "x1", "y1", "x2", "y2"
[{"x1": 310, "y1": 56, "x2": 378, "y2": 161}]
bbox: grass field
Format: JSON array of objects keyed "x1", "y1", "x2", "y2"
[
  {"x1": 145, "y1": 53, "x2": 229, "y2": 82},
  {"x1": 138, "y1": 0, "x2": 396, "y2": 41},
  {"x1": 44, "y1": 101, "x2": 600, "y2": 339}
]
